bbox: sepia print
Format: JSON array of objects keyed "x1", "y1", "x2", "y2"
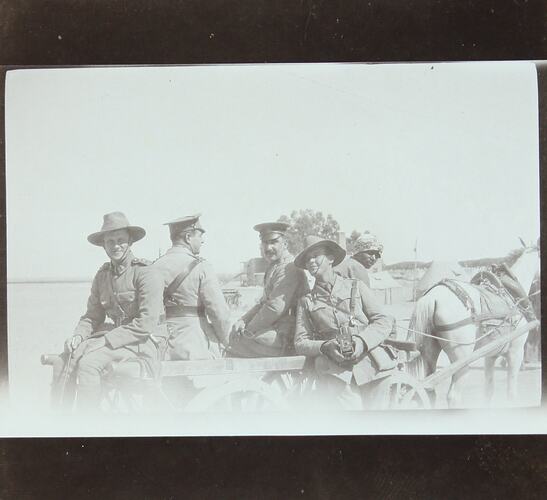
[{"x1": 3, "y1": 62, "x2": 542, "y2": 436}]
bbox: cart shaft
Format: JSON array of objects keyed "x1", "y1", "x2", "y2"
[{"x1": 422, "y1": 320, "x2": 539, "y2": 391}]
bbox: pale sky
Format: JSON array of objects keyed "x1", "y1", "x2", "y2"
[{"x1": 5, "y1": 62, "x2": 540, "y2": 280}]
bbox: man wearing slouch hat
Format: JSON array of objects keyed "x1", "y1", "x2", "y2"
[
  {"x1": 294, "y1": 235, "x2": 395, "y2": 410},
  {"x1": 52, "y1": 212, "x2": 164, "y2": 412}
]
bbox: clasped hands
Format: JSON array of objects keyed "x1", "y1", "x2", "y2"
[
  {"x1": 230, "y1": 319, "x2": 254, "y2": 341},
  {"x1": 320, "y1": 336, "x2": 367, "y2": 366}
]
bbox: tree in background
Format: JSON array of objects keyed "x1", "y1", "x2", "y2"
[
  {"x1": 345, "y1": 230, "x2": 362, "y2": 254},
  {"x1": 278, "y1": 209, "x2": 340, "y2": 255}
]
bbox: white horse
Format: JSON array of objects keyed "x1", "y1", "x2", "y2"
[{"x1": 408, "y1": 244, "x2": 540, "y2": 408}]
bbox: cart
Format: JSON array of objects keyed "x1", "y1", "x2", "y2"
[{"x1": 41, "y1": 319, "x2": 539, "y2": 413}]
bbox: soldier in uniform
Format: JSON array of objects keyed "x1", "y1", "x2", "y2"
[
  {"x1": 53, "y1": 212, "x2": 164, "y2": 411},
  {"x1": 294, "y1": 236, "x2": 395, "y2": 410},
  {"x1": 228, "y1": 222, "x2": 307, "y2": 357},
  {"x1": 153, "y1": 214, "x2": 231, "y2": 360}
]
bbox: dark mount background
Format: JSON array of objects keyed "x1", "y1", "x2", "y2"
[
  {"x1": 1, "y1": 1, "x2": 546, "y2": 498},
  {"x1": 1, "y1": 0, "x2": 546, "y2": 64}
]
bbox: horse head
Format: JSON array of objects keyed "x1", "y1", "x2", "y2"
[{"x1": 507, "y1": 242, "x2": 540, "y2": 293}]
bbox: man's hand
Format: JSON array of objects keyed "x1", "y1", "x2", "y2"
[
  {"x1": 231, "y1": 319, "x2": 246, "y2": 336},
  {"x1": 64, "y1": 334, "x2": 83, "y2": 353},
  {"x1": 72, "y1": 336, "x2": 107, "y2": 362},
  {"x1": 347, "y1": 336, "x2": 367, "y2": 363},
  {"x1": 320, "y1": 339, "x2": 347, "y2": 365}
]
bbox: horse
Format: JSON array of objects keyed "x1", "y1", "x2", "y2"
[{"x1": 407, "y1": 244, "x2": 540, "y2": 408}]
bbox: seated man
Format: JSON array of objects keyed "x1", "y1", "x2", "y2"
[
  {"x1": 228, "y1": 222, "x2": 308, "y2": 357},
  {"x1": 294, "y1": 236, "x2": 395, "y2": 410},
  {"x1": 53, "y1": 212, "x2": 164, "y2": 412},
  {"x1": 153, "y1": 214, "x2": 231, "y2": 361}
]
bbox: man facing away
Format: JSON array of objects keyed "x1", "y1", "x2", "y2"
[
  {"x1": 228, "y1": 222, "x2": 307, "y2": 357},
  {"x1": 153, "y1": 214, "x2": 231, "y2": 360}
]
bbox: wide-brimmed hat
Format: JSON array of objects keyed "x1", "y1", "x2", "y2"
[
  {"x1": 352, "y1": 233, "x2": 384, "y2": 255},
  {"x1": 294, "y1": 235, "x2": 346, "y2": 269},
  {"x1": 87, "y1": 212, "x2": 146, "y2": 246},
  {"x1": 163, "y1": 214, "x2": 205, "y2": 234},
  {"x1": 253, "y1": 221, "x2": 289, "y2": 241}
]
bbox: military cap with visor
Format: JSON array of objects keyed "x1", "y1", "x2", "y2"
[
  {"x1": 87, "y1": 212, "x2": 146, "y2": 246},
  {"x1": 163, "y1": 214, "x2": 205, "y2": 235},
  {"x1": 253, "y1": 221, "x2": 289, "y2": 241},
  {"x1": 294, "y1": 235, "x2": 346, "y2": 269}
]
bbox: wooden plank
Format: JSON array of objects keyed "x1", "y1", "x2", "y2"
[
  {"x1": 422, "y1": 320, "x2": 539, "y2": 391},
  {"x1": 160, "y1": 355, "x2": 308, "y2": 377}
]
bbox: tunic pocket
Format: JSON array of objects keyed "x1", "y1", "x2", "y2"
[
  {"x1": 116, "y1": 291, "x2": 136, "y2": 305},
  {"x1": 308, "y1": 302, "x2": 328, "y2": 313},
  {"x1": 368, "y1": 344, "x2": 398, "y2": 372}
]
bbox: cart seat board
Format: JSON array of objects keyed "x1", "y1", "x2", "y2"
[{"x1": 159, "y1": 355, "x2": 308, "y2": 377}]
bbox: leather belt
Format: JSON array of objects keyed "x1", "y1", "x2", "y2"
[{"x1": 165, "y1": 304, "x2": 206, "y2": 318}]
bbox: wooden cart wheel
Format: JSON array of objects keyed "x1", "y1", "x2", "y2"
[
  {"x1": 184, "y1": 376, "x2": 290, "y2": 412},
  {"x1": 371, "y1": 371, "x2": 431, "y2": 410},
  {"x1": 99, "y1": 358, "x2": 170, "y2": 413},
  {"x1": 100, "y1": 379, "x2": 147, "y2": 413}
]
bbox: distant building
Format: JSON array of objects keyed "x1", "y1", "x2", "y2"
[
  {"x1": 368, "y1": 270, "x2": 401, "y2": 304},
  {"x1": 244, "y1": 257, "x2": 267, "y2": 286}
]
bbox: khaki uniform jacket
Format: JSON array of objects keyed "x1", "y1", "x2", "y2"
[
  {"x1": 241, "y1": 251, "x2": 307, "y2": 349},
  {"x1": 335, "y1": 257, "x2": 370, "y2": 287},
  {"x1": 295, "y1": 275, "x2": 394, "y2": 385},
  {"x1": 73, "y1": 252, "x2": 164, "y2": 359},
  {"x1": 153, "y1": 246, "x2": 231, "y2": 359}
]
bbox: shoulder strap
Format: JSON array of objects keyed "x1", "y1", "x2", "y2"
[
  {"x1": 132, "y1": 257, "x2": 152, "y2": 266},
  {"x1": 99, "y1": 262, "x2": 111, "y2": 272},
  {"x1": 164, "y1": 257, "x2": 203, "y2": 300},
  {"x1": 349, "y1": 279, "x2": 358, "y2": 318}
]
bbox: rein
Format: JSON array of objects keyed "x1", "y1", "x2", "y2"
[
  {"x1": 395, "y1": 321, "x2": 516, "y2": 346},
  {"x1": 396, "y1": 292, "x2": 539, "y2": 346}
]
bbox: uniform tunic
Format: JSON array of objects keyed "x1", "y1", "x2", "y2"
[
  {"x1": 334, "y1": 257, "x2": 370, "y2": 287},
  {"x1": 74, "y1": 254, "x2": 163, "y2": 352},
  {"x1": 64, "y1": 252, "x2": 164, "y2": 406},
  {"x1": 153, "y1": 245, "x2": 231, "y2": 360},
  {"x1": 229, "y1": 251, "x2": 307, "y2": 357},
  {"x1": 295, "y1": 274, "x2": 394, "y2": 386}
]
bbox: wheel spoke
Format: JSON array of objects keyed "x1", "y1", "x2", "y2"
[
  {"x1": 395, "y1": 382, "x2": 402, "y2": 405},
  {"x1": 401, "y1": 388, "x2": 417, "y2": 408}
]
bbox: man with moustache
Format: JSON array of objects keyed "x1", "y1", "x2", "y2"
[{"x1": 228, "y1": 222, "x2": 307, "y2": 357}]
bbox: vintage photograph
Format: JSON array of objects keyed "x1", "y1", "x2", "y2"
[{"x1": 3, "y1": 62, "x2": 542, "y2": 436}]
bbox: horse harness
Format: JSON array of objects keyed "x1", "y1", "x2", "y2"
[{"x1": 426, "y1": 275, "x2": 531, "y2": 334}]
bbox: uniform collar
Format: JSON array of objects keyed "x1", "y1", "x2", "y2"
[
  {"x1": 111, "y1": 250, "x2": 134, "y2": 276},
  {"x1": 168, "y1": 244, "x2": 198, "y2": 258},
  {"x1": 313, "y1": 273, "x2": 338, "y2": 298}
]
